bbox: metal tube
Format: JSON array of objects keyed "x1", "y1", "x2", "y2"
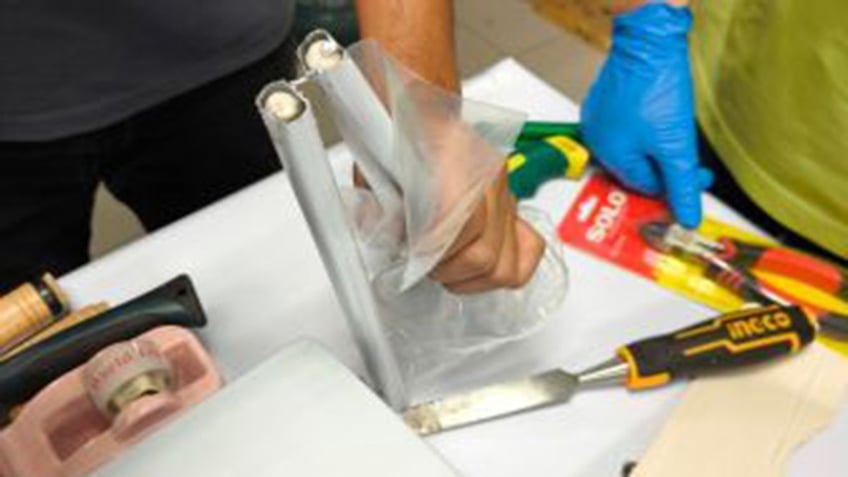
[
  {"x1": 256, "y1": 82, "x2": 408, "y2": 408},
  {"x1": 297, "y1": 30, "x2": 402, "y2": 209}
]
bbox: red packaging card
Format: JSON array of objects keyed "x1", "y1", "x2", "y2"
[{"x1": 558, "y1": 173, "x2": 670, "y2": 279}]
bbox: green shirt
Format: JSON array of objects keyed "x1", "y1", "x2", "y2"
[{"x1": 691, "y1": 0, "x2": 848, "y2": 258}]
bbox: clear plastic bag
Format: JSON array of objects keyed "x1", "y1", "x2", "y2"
[{"x1": 304, "y1": 36, "x2": 569, "y2": 398}]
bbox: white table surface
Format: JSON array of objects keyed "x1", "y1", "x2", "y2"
[
  {"x1": 96, "y1": 341, "x2": 458, "y2": 477},
  {"x1": 59, "y1": 59, "x2": 847, "y2": 476}
]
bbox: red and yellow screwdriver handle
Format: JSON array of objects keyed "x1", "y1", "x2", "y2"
[{"x1": 617, "y1": 305, "x2": 817, "y2": 390}]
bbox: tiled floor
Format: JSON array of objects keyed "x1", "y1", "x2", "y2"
[
  {"x1": 89, "y1": 0, "x2": 605, "y2": 258},
  {"x1": 455, "y1": 0, "x2": 604, "y2": 100}
]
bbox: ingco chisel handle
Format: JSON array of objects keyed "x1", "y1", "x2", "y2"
[{"x1": 616, "y1": 305, "x2": 817, "y2": 390}]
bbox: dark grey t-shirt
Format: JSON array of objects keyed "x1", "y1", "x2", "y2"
[{"x1": 0, "y1": 0, "x2": 295, "y2": 141}]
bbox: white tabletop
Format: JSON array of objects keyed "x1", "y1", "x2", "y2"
[
  {"x1": 60, "y1": 59, "x2": 846, "y2": 476},
  {"x1": 96, "y1": 341, "x2": 458, "y2": 477}
]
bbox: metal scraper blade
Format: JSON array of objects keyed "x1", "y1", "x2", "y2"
[{"x1": 402, "y1": 369, "x2": 578, "y2": 436}]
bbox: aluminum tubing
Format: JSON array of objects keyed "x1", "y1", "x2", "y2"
[
  {"x1": 256, "y1": 81, "x2": 407, "y2": 409},
  {"x1": 310, "y1": 55, "x2": 403, "y2": 206}
]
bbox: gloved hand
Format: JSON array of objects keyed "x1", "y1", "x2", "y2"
[{"x1": 581, "y1": 3, "x2": 712, "y2": 228}]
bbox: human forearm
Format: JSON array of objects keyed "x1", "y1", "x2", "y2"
[{"x1": 355, "y1": 0, "x2": 459, "y2": 91}]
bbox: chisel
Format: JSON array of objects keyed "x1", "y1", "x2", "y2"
[{"x1": 403, "y1": 305, "x2": 817, "y2": 435}]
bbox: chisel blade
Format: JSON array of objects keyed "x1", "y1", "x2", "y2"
[{"x1": 402, "y1": 369, "x2": 578, "y2": 436}]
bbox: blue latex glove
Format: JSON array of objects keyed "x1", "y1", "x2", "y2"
[{"x1": 581, "y1": 4, "x2": 712, "y2": 228}]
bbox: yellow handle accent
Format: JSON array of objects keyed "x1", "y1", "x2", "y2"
[
  {"x1": 618, "y1": 346, "x2": 671, "y2": 390},
  {"x1": 683, "y1": 333, "x2": 802, "y2": 357},
  {"x1": 543, "y1": 136, "x2": 590, "y2": 179},
  {"x1": 506, "y1": 153, "x2": 526, "y2": 173}
]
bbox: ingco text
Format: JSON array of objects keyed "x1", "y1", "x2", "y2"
[{"x1": 726, "y1": 311, "x2": 793, "y2": 340}]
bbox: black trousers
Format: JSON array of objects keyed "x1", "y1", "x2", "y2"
[
  {"x1": 698, "y1": 129, "x2": 847, "y2": 268},
  {"x1": 0, "y1": 43, "x2": 294, "y2": 292}
]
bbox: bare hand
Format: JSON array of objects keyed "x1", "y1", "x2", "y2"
[{"x1": 428, "y1": 168, "x2": 545, "y2": 294}]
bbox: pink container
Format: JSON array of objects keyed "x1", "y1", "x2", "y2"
[{"x1": 0, "y1": 326, "x2": 222, "y2": 477}]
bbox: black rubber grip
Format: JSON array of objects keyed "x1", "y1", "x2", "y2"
[
  {"x1": 0, "y1": 274, "x2": 207, "y2": 415},
  {"x1": 618, "y1": 305, "x2": 816, "y2": 390}
]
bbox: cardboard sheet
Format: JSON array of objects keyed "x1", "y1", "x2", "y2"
[{"x1": 633, "y1": 344, "x2": 848, "y2": 477}]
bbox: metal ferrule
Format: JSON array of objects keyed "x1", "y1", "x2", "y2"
[
  {"x1": 576, "y1": 357, "x2": 629, "y2": 388},
  {"x1": 34, "y1": 273, "x2": 69, "y2": 318},
  {"x1": 107, "y1": 370, "x2": 171, "y2": 415}
]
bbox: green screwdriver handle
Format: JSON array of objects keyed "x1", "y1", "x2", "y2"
[{"x1": 517, "y1": 121, "x2": 581, "y2": 145}]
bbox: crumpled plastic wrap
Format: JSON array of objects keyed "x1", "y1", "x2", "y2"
[{"x1": 307, "y1": 38, "x2": 568, "y2": 397}]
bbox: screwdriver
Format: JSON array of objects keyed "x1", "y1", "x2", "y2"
[
  {"x1": 517, "y1": 120, "x2": 581, "y2": 144},
  {"x1": 507, "y1": 134, "x2": 590, "y2": 199},
  {"x1": 403, "y1": 304, "x2": 817, "y2": 435}
]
